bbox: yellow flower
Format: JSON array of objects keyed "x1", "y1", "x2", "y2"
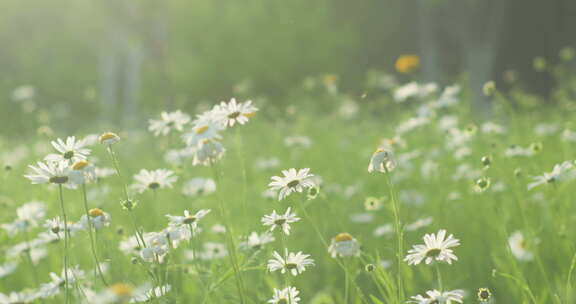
[{"x1": 395, "y1": 55, "x2": 420, "y2": 73}]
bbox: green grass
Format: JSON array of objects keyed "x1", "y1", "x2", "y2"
[{"x1": 1, "y1": 79, "x2": 576, "y2": 304}]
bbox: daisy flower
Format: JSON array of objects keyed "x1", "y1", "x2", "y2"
[
  {"x1": 239, "y1": 232, "x2": 275, "y2": 250},
  {"x1": 268, "y1": 168, "x2": 315, "y2": 201},
  {"x1": 98, "y1": 132, "x2": 121, "y2": 145},
  {"x1": 166, "y1": 209, "x2": 211, "y2": 231},
  {"x1": 182, "y1": 118, "x2": 223, "y2": 148},
  {"x1": 267, "y1": 249, "x2": 314, "y2": 276},
  {"x1": 191, "y1": 140, "x2": 226, "y2": 166},
  {"x1": 1, "y1": 201, "x2": 46, "y2": 236},
  {"x1": 69, "y1": 160, "x2": 96, "y2": 185},
  {"x1": 508, "y1": 231, "x2": 534, "y2": 261},
  {"x1": 408, "y1": 289, "x2": 464, "y2": 304},
  {"x1": 44, "y1": 217, "x2": 64, "y2": 235},
  {"x1": 328, "y1": 233, "x2": 361, "y2": 258},
  {"x1": 148, "y1": 110, "x2": 191, "y2": 136},
  {"x1": 405, "y1": 217, "x2": 433, "y2": 232},
  {"x1": 79, "y1": 208, "x2": 111, "y2": 230},
  {"x1": 261, "y1": 207, "x2": 300, "y2": 235},
  {"x1": 182, "y1": 178, "x2": 216, "y2": 197},
  {"x1": 45, "y1": 136, "x2": 91, "y2": 163},
  {"x1": 216, "y1": 98, "x2": 258, "y2": 127},
  {"x1": 404, "y1": 229, "x2": 460, "y2": 265},
  {"x1": 199, "y1": 242, "x2": 228, "y2": 260},
  {"x1": 25, "y1": 160, "x2": 75, "y2": 188},
  {"x1": 132, "y1": 169, "x2": 178, "y2": 193},
  {"x1": 527, "y1": 161, "x2": 574, "y2": 190},
  {"x1": 268, "y1": 286, "x2": 301, "y2": 304},
  {"x1": 368, "y1": 148, "x2": 397, "y2": 173}
]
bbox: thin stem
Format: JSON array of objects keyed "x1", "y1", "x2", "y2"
[
  {"x1": 58, "y1": 185, "x2": 70, "y2": 304},
  {"x1": 566, "y1": 251, "x2": 576, "y2": 302},
  {"x1": 384, "y1": 171, "x2": 405, "y2": 302},
  {"x1": 81, "y1": 184, "x2": 108, "y2": 286},
  {"x1": 344, "y1": 259, "x2": 350, "y2": 303},
  {"x1": 23, "y1": 229, "x2": 40, "y2": 287},
  {"x1": 435, "y1": 263, "x2": 443, "y2": 291},
  {"x1": 210, "y1": 163, "x2": 247, "y2": 304}
]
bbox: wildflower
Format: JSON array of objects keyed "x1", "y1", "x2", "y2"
[
  {"x1": 368, "y1": 148, "x2": 396, "y2": 173},
  {"x1": 216, "y1": 98, "x2": 258, "y2": 127},
  {"x1": 268, "y1": 249, "x2": 314, "y2": 276},
  {"x1": 69, "y1": 160, "x2": 96, "y2": 185},
  {"x1": 0, "y1": 262, "x2": 17, "y2": 279},
  {"x1": 12, "y1": 85, "x2": 35, "y2": 101},
  {"x1": 474, "y1": 177, "x2": 491, "y2": 192},
  {"x1": 25, "y1": 160, "x2": 75, "y2": 188},
  {"x1": 182, "y1": 178, "x2": 216, "y2": 197},
  {"x1": 148, "y1": 110, "x2": 191, "y2": 136},
  {"x1": 527, "y1": 161, "x2": 574, "y2": 190},
  {"x1": 199, "y1": 242, "x2": 228, "y2": 260},
  {"x1": 268, "y1": 168, "x2": 315, "y2": 201},
  {"x1": 405, "y1": 229, "x2": 460, "y2": 265},
  {"x1": 44, "y1": 136, "x2": 91, "y2": 164},
  {"x1": 284, "y1": 136, "x2": 312, "y2": 149},
  {"x1": 409, "y1": 289, "x2": 464, "y2": 304},
  {"x1": 239, "y1": 232, "x2": 275, "y2": 250},
  {"x1": 373, "y1": 224, "x2": 394, "y2": 237},
  {"x1": 364, "y1": 197, "x2": 384, "y2": 211},
  {"x1": 560, "y1": 46, "x2": 575, "y2": 61},
  {"x1": 395, "y1": 55, "x2": 420, "y2": 73},
  {"x1": 98, "y1": 132, "x2": 121, "y2": 145},
  {"x1": 1, "y1": 201, "x2": 46, "y2": 236},
  {"x1": 481, "y1": 156, "x2": 492, "y2": 168},
  {"x1": 482, "y1": 81, "x2": 496, "y2": 97},
  {"x1": 80, "y1": 208, "x2": 111, "y2": 230},
  {"x1": 508, "y1": 231, "x2": 533, "y2": 261},
  {"x1": 477, "y1": 288, "x2": 492, "y2": 302},
  {"x1": 166, "y1": 209, "x2": 211, "y2": 231},
  {"x1": 191, "y1": 139, "x2": 226, "y2": 166},
  {"x1": 268, "y1": 286, "x2": 301, "y2": 304},
  {"x1": 182, "y1": 118, "x2": 223, "y2": 148},
  {"x1": 393, "y1": 82, "x2": 437, "y2": 103},
  {"x1": 261, "y1": 208, "x2": 300, "y2": 235},
  {"x1": 255, "y1": 157, "x2": 280, "y2": 170},
  {"x1": 405, "y1": 217, "x2": 433, "y2": 232},
  {"x1": 328, "y1": 233, "x2": 361, "y2": 258},
  {"x1": 132, "y1": 169, "x2": 177, "y2": 193},
  {"x1": 365, "y1": 264, "x2": 376, "y2": 272},
  {"x1": 307, "y1": 185, "x2": 320, "y2": 200}
]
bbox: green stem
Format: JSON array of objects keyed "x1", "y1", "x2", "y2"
[
  {"x1": 81, "y1": 184, "x2": 108, "y2": 286},
  {"x1": 58, "y1": 185, "x2": 70, "y2": 304},
  {"x1": 384, "y1": 171, "x2": 405, "y2": 302},
  {"x1": 435, "y1": 263, "x2": 443, "y2": 291},
  {"x1": 210, "y1": 163, "x2": 247, "y2": 304}
]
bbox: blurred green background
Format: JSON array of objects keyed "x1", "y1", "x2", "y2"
[{"x1": 1, "y1": 0, "x2": 575, "y2": 131}]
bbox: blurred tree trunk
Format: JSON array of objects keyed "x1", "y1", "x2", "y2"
[{"x1": 418, "y1": 2, "x2": 444, "y2": 83}]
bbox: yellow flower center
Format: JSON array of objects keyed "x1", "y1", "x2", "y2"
[
  {"x1": 425, "y1": 248, "x2": 441, "y2": 258},
  {"x1": 89, "y1": 208, "x2": 104, "y2": 217},
  {"x1": 183, "y1": 216, "x2": 197, "y2": 224},
  {"x1": 110, "y1": 283, "x2": 134, "y2": 297},
  {"x1": 334, "y1": 232, "x2": 353, "y2": 242},
  {"x1": 195, "y1": 125, "x2": 209, "y2": 134},
  {"x1": 243, "y1": 112, "x2": 256, "y2": 118},
  {"x1": 72, "y1": 160, "x2": 89, "y2": 170},
  {"x1": 228, "y1": 111, "x2": 241, "y2": 119},
  {"x1": 148, "y1": 182, "x2": 160, "y2": 190},
  {"x1": 63, "y1": 151, "x2": 75, "y2": 159},
  {"x1": 287, "y1": 180, "x2": 300, "y2": 188},
  {"x1": 99, "y1": 132, "x2": 120, "y2": 143}
]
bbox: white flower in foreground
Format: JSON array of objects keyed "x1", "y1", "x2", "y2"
[
  {"x1": 148, "y1": 110, "x2": 191, "y2": 136},
  {"x1": 239, "y1": 232, "x2": 275, "y2": 250},
  {"x1": 25, "y1": 160, "x2": 75, "y2": 188},
  {"x1": 268, "y1": 249, "x2": 315, "y2": 276},
  {"x1": 182, "y1": 178, "x2": 216, "y2": 197},
  {"x1": 328, "y1": 233, "x2": 361, "y2": 258},
  {"x1": 509, "y1": 231, "x2": 534, "y2": 261},
  {"x1": 409, "y1": 289, "x2": 464, "y2": 304},
  {"x1": 527, "y1": 161, "x2": 574, "y2": 190},
  {"x1": 261, "y1": 207, "x2": 300, "y2": 235},
  {"x1": 268, "y1": 168, "x2": 315, "y2": 200},
  {"x1": 405, "y1": 229, "x2": 460, "y2": 265},
  {"x1": 216, "y1": 98, "x2": 258, "y2": 127},
  {"x1": 45, "y1": 136, "x2": 91, "y2": 163},
  {"x1": 132, "y1": 169, "x2": 177, "y2": 193},
  {"x1": 368, "y1": 148, "x2": 397, "y2": 173},
  {"x1": 268, "y1": 286, "x2": 301, "y2": 304}
]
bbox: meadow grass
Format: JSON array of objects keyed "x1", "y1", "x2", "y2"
[{"x1": 0, "y1": 80, "x2": 575, "y2": 304}]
